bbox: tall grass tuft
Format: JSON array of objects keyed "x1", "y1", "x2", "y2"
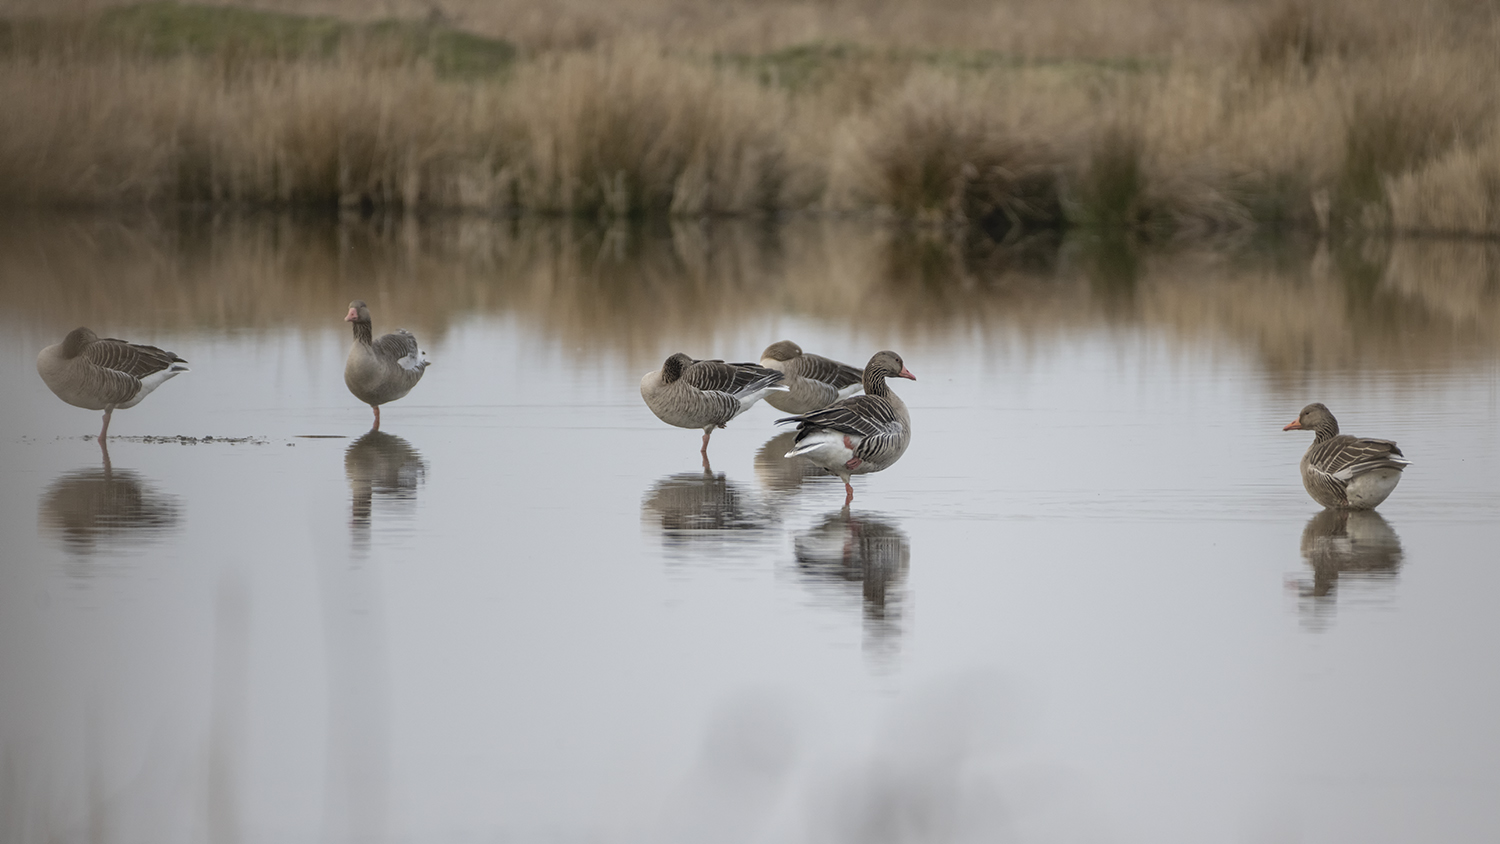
[
  {"x1": 1333, "y1": 61, "x2": 1495, "y2": 232},
  {"x1": 1387, "y1": 139, "x2": 1500, "y2": 235},
  {"x1": 1072, "y1": 124, "x2": 1150, "y2": 232},
  {"x1": 1245, "y1": 1, "x2": 1374, "y2": 73},
  {"x1": 0, "y1": 55, "x2": 499, "y2": 209},
  {"x1": 838, "y1": 72, "x2": 1063, "y2": 237},
  {"x1": 505, "y1": 43, "x2": 799, "y2": 218}
]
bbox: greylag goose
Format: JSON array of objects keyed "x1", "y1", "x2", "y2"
[
  {"x1": 1283, "y1": 403, "x2": 1410, "y2": 510},
  {"x1": 759, "y1": 340, "x2": 864, "y2": 414},
  {"x1": 37, "y1": 327, "x2": 189, "y2": 443},
  {"x1": 640, "y1": 353, "x2": 787, "y2": 465},
  {"x1": 778, "y1": 350, "x2": 915, "y2": 506},
  {"x1": 344, "y1": 300, "x2": 429, "y2": 430}
]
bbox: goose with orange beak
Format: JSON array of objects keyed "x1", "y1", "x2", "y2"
[
  {"x1": 1283, "y1": 402, "x2": 1410, "y2": 510},
  {"x1": 779, "y1": 350, "x2": 916, "y2": 507}
]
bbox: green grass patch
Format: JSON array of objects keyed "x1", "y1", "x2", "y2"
[
  {"x1": 360, "y1": 19, "x2": 517, "y2": 77},
  {"x1": 714, "y1": 42, "x2": 870, "y2": 91},
  {"x1": 98, "y1": 2, "x2": 346, "y2": 58},
  {"x1": 916, "y1": 47, "x2": 1158, "y2": 76},
  {"x1": 714, "y1": 41, "x2": 1161, "y2": 92},
  {"x1": 1, "y1": 2, "x2": 516, "y2": 77}
]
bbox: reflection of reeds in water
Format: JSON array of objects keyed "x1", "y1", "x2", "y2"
[
  {"x1": 345, "y1": 430, "x2": 426, "y2": 538},
  {"x1": 1293, "y1": 508, "x2": 1404, "y2": 630},
  {"x1": 37, "y1": 457, "x2": 180, "y2": 558},
  {"x1": 3, "y1": 213, "x2": 1499, "y2": 378},
  {"x1": 1137, "y1": 240, "x2": 1500, "y2": 384},
  {"x1": 641, "y1": 470, "x2": 777, "y2": 559},
  {"x1": 794, "y1": 511, "x2": 911, "y2": 660}
]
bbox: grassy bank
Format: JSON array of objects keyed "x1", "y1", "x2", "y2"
[{"x1": 2, "y1": 1, "x2": 1499, "y2": 238}]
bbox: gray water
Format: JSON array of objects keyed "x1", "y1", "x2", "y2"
[{"x1": 1, "y1": 216, "x2": 1498, "y2": 844}]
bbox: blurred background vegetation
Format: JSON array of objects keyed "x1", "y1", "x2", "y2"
[{"x1": 1, "y1": 0, "x2": 1498, "y2": 241}]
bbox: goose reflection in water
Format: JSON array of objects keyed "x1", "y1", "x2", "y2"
[
  {"x1": 345, "y1": 430, "x2": 426, "y2": 540},
  {"x1": 794, "y1": 511, "x2": 911, "y2": 660},
  {"x1": 1292, "y1": 508, "x2": 1404, "y2": 628},
  {"x1": 38, "y1": 443, "x2": 180, "y2": 560},
  {"x1": 641, "y1": 468, "x2": 777, "y2": 560},
  {"x1": 753, "y1": 431, "x2": 826, "y2": 495}
]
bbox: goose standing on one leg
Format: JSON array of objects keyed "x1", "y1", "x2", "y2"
[
  {"x1": 37, "y1": 327, "x2": 189, "y2": 444},
  {"x1": 778, "y1": 350, "x2": 915, "y2": 507},
  {"x1": 758, "y1": 340, "x2": 864, "y2": 414},
  {"x1": 344, "y1": 300, "x2": 429, "y2": 431},
  {"x1": 641, "y1": 353, "x2": 787, "y2": 467},
  {"x1": 1283, "y1": 402, "x2": 1410, "y2": 510}
]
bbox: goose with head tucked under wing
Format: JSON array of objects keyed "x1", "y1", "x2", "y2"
[
  {"x1": 344, "y1": 300, "x2": 430, "y2": 431},
  {"x1": 1283, "y1": 402, "x2": 1410, "y2": 510},
  {"x1": 37, "y1": 327, "x2": 189, "y2": 443},
  {"x1": 641, "y1": 353, "x2": 787, "y2": 465},
  {"x1": 778, "y1": 350, "x2": 915, "y2": 507},
  {"x1": 759, "y1": 340, "x2": 864, "y2": 414}
]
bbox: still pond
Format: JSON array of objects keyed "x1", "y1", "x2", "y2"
[{"x1": 1, "y1": 216, "x2": 1497, "y2": 843}]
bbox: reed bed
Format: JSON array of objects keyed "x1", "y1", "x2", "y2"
[{"x1": 2, "y1": 0, "x2": 1498, "y2": 237}]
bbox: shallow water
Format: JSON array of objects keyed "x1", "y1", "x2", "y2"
[{"x1": 1, "y1": 216, "x2": 1498, "y2": 843}]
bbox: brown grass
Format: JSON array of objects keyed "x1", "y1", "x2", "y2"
[
  {"x1": 0, "y1": 55, "x2": 494, "y2": 208},
  {"x1": 1, "y1": 0, "x2": 1499, "y2": 236},
  {"x1": 1387, "y1": 139, "x2": 1500, "y2": 235},
  {"x1": 503, "y1": 45, "x2": 800, "y2": 216}
]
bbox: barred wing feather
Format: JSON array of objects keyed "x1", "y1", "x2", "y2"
[
  {"x1": 373, "y1": 330, "x2": 420, "y2": 360},
  {"x1": 799, "y1": 354, "x2": 863, "y2": 391},
  {"x1": 1312, "y1": 436, "x2": 1411, "y2": 480},
  {"x1": 784, "y1": 395, "x2": 901, "y2": 441},
  {"x1": 86, "y1": 338, "x2": 187, "y2": 379},
  {"x1": 684, "y1": 359, "x2": 782, "y2": 398}
]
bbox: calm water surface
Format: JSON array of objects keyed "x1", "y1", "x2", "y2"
[{"x1": 1, "y1": 217, "x2": 1498, "y2": 843}]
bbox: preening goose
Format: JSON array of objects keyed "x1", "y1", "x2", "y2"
[
  {"x1": 37, "y1": 327, "x2": 189, "y2": 443},
  {"x1": 778, "y1": 350, "x2": 915, "y2": 507},
  {"x1": 1283, "y1": 403, "x2": 1410, "y2": 510},
  {"x1": 344, "y1": 300, "x2": 429, "y2": 430},
  {"x1": 641, "y1": 353, "x2": 786, "y2": 465},
  {"x1": 759, "y1": 340, "x2": 864, "y2": 414}
]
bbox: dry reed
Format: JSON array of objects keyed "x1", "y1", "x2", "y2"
[{"x1": 502, "y1": 44, "x2": 799, "y2": 217}]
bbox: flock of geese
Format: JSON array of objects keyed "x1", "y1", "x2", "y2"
[
  {"x1": 35, "y1": 301, "x2": 1413, "y2": 510},
  {"x1": 640, "y1": 343, "x2": 917, "y2": 506}
]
